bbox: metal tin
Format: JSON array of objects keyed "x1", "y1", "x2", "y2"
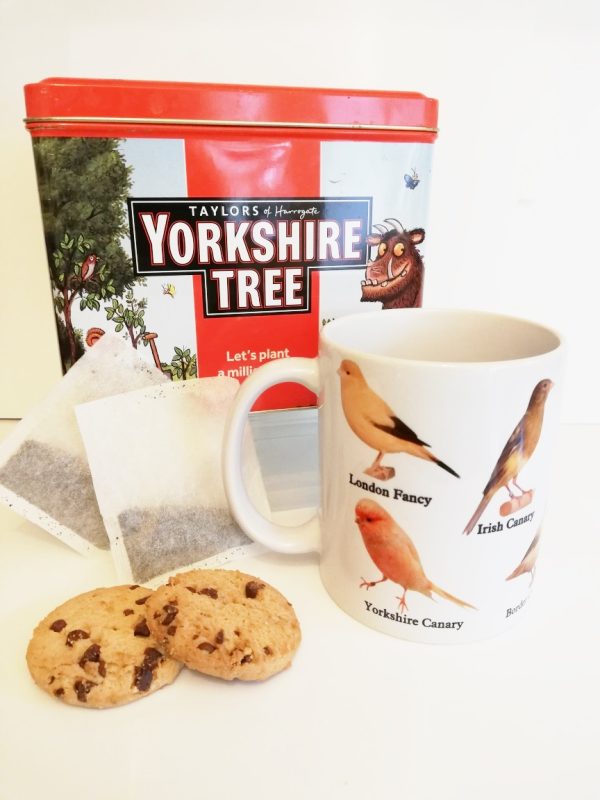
[{"x1": 24, "y1": 77, "x2": 438, "y2": 411}]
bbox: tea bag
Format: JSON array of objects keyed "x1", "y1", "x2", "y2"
[
  {"x1": 0, "y1": 335, "x2": 168, "y2": 553},
  {"x1": 75, "y1": 377, "x2": 269, "y2": 585}
]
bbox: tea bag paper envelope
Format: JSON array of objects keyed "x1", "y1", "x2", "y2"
[
  {"x1": 0, "y1": 335, "x2": 168, "y2": 554},
  {"x1": 75, "y1": 377, "x2": 270, "y2": 586}
]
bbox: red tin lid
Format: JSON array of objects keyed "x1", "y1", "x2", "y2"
[{"x1": 24, "y1": 77, "x2": 438, "y2": 133}]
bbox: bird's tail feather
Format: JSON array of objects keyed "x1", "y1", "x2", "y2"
[
  {"x1": 430, "y1": 453, "x2": 460, "y2": 479},
  {"x1": 464, "y1": 493, "x2": 492, "y2": 535},
  {"x1": 424, "y1": 448, "x2": 460, "y2": 478},
  {"x1": 430, "y1": 583, "x2": 477, "y2": 610},
  {"x1": 505, "y1": 564, "x2": 526, "y2": 581}
]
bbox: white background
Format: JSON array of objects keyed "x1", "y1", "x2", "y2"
[{"x1": 1, "y1": 0, "x2": 599, "y2": 421}]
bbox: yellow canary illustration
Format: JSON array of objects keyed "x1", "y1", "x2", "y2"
[
  {"x1": 162, "y1": 283, "x2": 176, "y2": 298},
  {"x1": 355, "y1": 499, "x2": 476, "y2": 611},
  {"x1": 506, "y1": 530, "x2": 541, "y2": 585},
  {"x1": 337, "y1": 359, "x2": 459, "y2": 481},
  {"x1": 464, "y1": 380, "x2": 553, "y2": 535}
]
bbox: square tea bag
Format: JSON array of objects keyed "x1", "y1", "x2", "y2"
[
  {"x1": 0, "y1": 335, "x2": 168, "y2": 553},
  {"x1": 75, "y1": 377, "x2": 269, "y2": 585}
]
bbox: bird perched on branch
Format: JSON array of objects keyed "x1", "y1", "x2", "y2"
[
  {"x1": 506, "y1": 529, "x2": 541, "y2": 585},
  {"x1": 464, "y1": 379, "x2": 554, "y2": 535},
  {"x1": 80, "y1": 253, "x2": 98, "y2": 281},
  {"x1": 337, "y1": 359, "x2": 459, "y2": 481},
  {"x1": 355, "y1": 499, "x2": 476, "y2": 612}
]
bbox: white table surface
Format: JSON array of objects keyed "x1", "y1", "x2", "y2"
[{"x1": 0, "y1": 419, "x2": 598, "y2": 800}]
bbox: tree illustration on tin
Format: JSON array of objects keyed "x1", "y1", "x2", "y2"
[
  {"x1": 32, "y1": 137, "x2": 137, "y2": 369},
  {"x1": 161, "y1": 347, "x2": 198, "y2": 380},
  {"x1": 105, "y1": 289, "x2": 149, "y2": 349}
]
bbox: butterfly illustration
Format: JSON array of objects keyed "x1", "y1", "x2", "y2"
[
  {"x1": 404, "y1": 168, "x2": 420, "y2": 190},
  {"x1": 162, "y1": 283, "x2": 176, "y2": 298}
]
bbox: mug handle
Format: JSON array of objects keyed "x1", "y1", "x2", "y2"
[{"x1": 222, "y1": 357, "x2": 321, "y2": 554}]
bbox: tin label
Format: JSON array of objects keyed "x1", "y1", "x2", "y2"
[
  {"x1": 128, "y1": 197, "x2": 371, "y2": 316},
  {"x1": 31, "y1": 134, "x2": 433, "y2": 410}
]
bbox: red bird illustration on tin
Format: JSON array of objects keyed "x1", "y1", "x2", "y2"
[
  {"x1": 80, "y1": 254, "x2": 98, "y2": 281},
  {"x1": 355, "y1": 499, "x2": 476, "y2": 612}
]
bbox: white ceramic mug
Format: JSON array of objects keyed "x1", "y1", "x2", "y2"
[{"x1": 223, "y1": 309, "x2": 564, "y2": 643}]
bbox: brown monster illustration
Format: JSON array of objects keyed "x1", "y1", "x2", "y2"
[{"x1": 361, "y1": 219, "x2": 425, "y2": 309}]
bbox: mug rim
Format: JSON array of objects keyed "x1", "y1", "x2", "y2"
[{"x1": 320, "y1": 307, "x2": 563, "y2": 368}]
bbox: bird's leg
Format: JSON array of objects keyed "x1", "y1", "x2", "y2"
[
  {"x1": 359, "y1": 574, "x2": 387, "y2": 590},
  {"x1": 504, "y1": 484, "x2": 516, "y2": 499},
  {"x1": 395, "y1": 589, "x2": 409, "y2": 612},
  {"x1": 364, "y1": 452, "x2": 395, "y2": 482},
  {"x1": 512, "y1": 479, "x2": 530, "y2": 496}
]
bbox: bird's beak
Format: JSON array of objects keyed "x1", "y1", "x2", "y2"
[
  {"x1": 354, "y1": 516, "x2": 360, "y2": 523},
  {"x1": 337, "y1": 367, "x2": 343, "y2": 377}
]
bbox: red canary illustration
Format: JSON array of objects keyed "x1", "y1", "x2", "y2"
[
  {"x1": 506, "y1": 529, "x2": 541, "y2": 585},
  {"x1": 338, "y1": 359, "x2": 459, "y2": 481},
  {"x1": 80, "y1": 253, "x2": 98, "y2": 281},
  {"x1": 464, "y1": 379, "x2": 554, "y2": 535},
  {"x1": 355, "y1": 499, "x2": 476, "y2": 612}
]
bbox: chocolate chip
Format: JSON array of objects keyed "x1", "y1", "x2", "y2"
[
  {"x1": 66, "y1": 629, "x2": 90, "y2": 647},
  {"x1": 78, "y1": 643, "x2": 107, "y2": 679},
  {"x1": 129, "y1": 585, "x2": 140, "y2": 590},
  {"x1": 134, "y1": 620, "x2": 150, "y2": 637},
  {"x1": 186, "y1": 586, "x2": 197, "y2": 593},
  {"x1": 133, "y1": 648, "x2": 164, "y2": 693},
  {"x1": 135, "y1": 596, "x2": 151, "y2": 605},
  {"x1": 54, "y1": 688, "x2": 65, "y2": 697},
  {"x1": 263, "y1": 646, "x2": 273, "y2": 656},
  {"x1": 161, "y1": 604, "x2": 178, "y2": 626},
  {"x1": 79, "y1": 643, "x2": 101, "y2": 667},
  {"x1": 234, "y1": 629, "x2": 241, "y2": 637},
  {"x1": 133, "y1": 665, "x2": 153, "y2": 692},
  {"x1": 48, "y1": 676, "x2": 55, "y2": 684},
  {"x1": 198, "y1": 642, "x2": 216, "y2": 653},
  {"x1": 74, "y1": 679, "x2": 96, "y2": 702},
  {"x1": 245, "y1": 581, "x2": 264, "y2": 599},
  {"x1": 167, "y1": 625, "x2": 177, "y2": 636},
  {"x1": 144, "y1": 647, "x2": 163, "y2": 669},
  {"x1": 123, "y1": 609, "x2": 134, "y2": 616},
  {"x1": 49, "y1": 619, "x2": 67, "y2": 633},
  {"x1": 200, "y1": 587, "x2": 218, "y2": 599},
  {"x1": 215, "y1": 629, "x2": 224, "y2": 644},
  {"x1": 240, "y1": 653, "x2": 253, "y2": 664}
]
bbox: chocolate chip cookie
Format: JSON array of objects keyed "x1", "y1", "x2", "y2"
[
  {"x1": 26, "y1": 585, "x2": 182, "y2": 708},
  {"x1": 145, "y1": 569, "x2": 301, "y2": 681}
]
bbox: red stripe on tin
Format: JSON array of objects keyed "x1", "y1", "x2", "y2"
[{"x1": 185, "y1": 134, "x2": 320, "y2": 410}]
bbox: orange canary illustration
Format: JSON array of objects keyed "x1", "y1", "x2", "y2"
[
  {"x1": 464, "y1": 380, "x2": 554, "y2": 535},
  {"x1": 80, "y1": 253, "x2": 98, "y2": 281},
  {"x1": 355, "y1": 499, "x2": 476, "y2": 612},
  {"x1": 338, "y1": 359, "x2": 459, "y2": 481},
  {"x1": 506, "y1": 530, "x2": 541, "y2": 585}
]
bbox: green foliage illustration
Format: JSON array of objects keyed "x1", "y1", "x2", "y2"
[
  {"x1": 161, "y1": 347, "x2": 198, "y2": 380},
  {"x1": 32, "y1": 137, "x2": 137, "y2": 368},
  {"x1": 105, "y1": 289, "x2": 148, "y2": 349}
]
